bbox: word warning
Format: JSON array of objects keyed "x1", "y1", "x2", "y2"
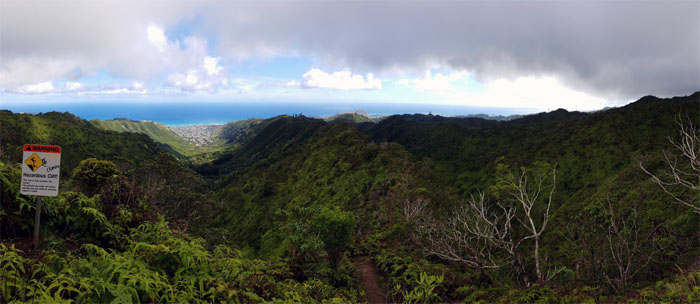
[{"x1": 21, "y1": 144, "x2": 61, "y2": 196}]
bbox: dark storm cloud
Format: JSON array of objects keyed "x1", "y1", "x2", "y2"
[{"x1": 202, "y1": 1, "x2": 699, "y2": 100}]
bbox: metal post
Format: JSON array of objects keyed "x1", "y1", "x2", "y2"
[{"x1": 33, "y1": 196, "x2": 42, "y2": 250}]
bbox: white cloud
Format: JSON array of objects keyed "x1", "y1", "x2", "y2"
[
  {"x1": 301, "y1": 68, "x2": 381, "y2": 90},
  {"x1": 131, "y1": 81, "x2": 144, "y2": 90},
  {"x1": 448, "y1": 76, "x2": 609, "y2": 111},
  {"x1": 186, "y1": 72, "x2": 198, "y2": 85},
  {"x1": 145, "y1": 27, "x2": 228, "y2": 92},
  {"x1": 7, "y1": 80, "x2": 151, "y2": 96},
  {"x1": 79, "y1": 82, "x2": 148, "y2": 95},
  {"x1": 0, "y1": 57, "x2": 79, "y2": 89},
  {"x1": 65, "y1": 81, "x2": 84, "y2": 91},
  {"x1": 395, "y1": 69, "x2": 608, "y2": 111},
  {"x1": 167, "y1": 56, "x2": 228, "y2": 92},
  {"x1": 203, "y1": 56, "x2": 223, "y2": 75},
  {"x1": 398, "y1": 70, "x2": 466, "y2": 93},
  {"x1": 285, "y1": 80, "x2": 299, "y2": 87},
  {"x1": 16, "y1": 81, "x2": 55, "y2": 94},
  {"x1": 147, "y1": 24, "x2": 167, "y2": 51},
  {"x1": 93, "y1": 88, "x2": 138, "y2": 95},
  {"x1": 0, "y1": 18, "x2": 228, "y2": 94}
]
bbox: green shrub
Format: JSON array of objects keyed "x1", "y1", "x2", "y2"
[{"x1": 71, "y1": 158, "x2": 120, "y2": 196}]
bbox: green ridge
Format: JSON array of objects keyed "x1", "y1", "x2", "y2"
[{"x1": 90, "y1": 119, "x2": 216, "y2": 156}]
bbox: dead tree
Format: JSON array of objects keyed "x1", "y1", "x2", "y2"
[
  {"x1": 603, "y1": 199, "x2": 662, "y2": 292},
  {"x1": 402, "y1": 195, "x2": 428, "y2": 221},
  {"x1": 496, "y1": 163, "x2": 556, "y2": 283},
  {"x1": 419, "y1": 191, "x2": 516, "y2": 282},
  {"x1": 640, "y1": 113, "x2": 700, "y2": 214},
  {"x1": 419, "y1": 163, "x2": 557, "y2": 284}
]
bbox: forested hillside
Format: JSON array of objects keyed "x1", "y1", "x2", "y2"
[
  {"x1": 1, "y1": 92, "x2": 699, "y2": 303},
  {"x1": 0, "y1": 111, "x2": 170, "y2": 177},
  {"x1": 90, "y1": 119, "x2": 197, "y2": 156}
]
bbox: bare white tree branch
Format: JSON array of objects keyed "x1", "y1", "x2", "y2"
[
  {"x1": 640, "y1": 113, "x2": 700, "y2": 214},
  {"x1": 418, "y1": 191, "x2": 516, "y2": 270},
  {"x1": 603, "y1": 199, "x2": 662, "y2": 292},
  {"x1": 497, "y1": 163, "x2": 557, "y2": 283}
]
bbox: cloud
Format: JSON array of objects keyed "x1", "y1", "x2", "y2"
[
  {"x1": 141, "y1": 25, "x2": 229, "y2": 92},
  {"x1": 398, "y1": 70, "x2": 467, "y2": 94},
  {"x1": 394, "y1": 70, "x2": 606, "y2": 111},
  {"x1": 89, "y1": 88, "x2": 145, "y2": 95},
  {"x1": 0, "y1": 1, "x2": 198, "y2": 86},
  {"x1": 65, "y1": 81, "x2": 84, "y2": 91},
  {"x1": 0, "y1": 3, "x2": 219, "y2": 91},
  {"x1": 203, "y1": 56, "x2": 223, "y2": 76},
  {"x1": 131, "y1": 81, "x2": 144, "y2": 90},
  {"x1": 79, "y1": 81, "x2": 148, "y2": 95},
  {"x1": 166, "y1": 55, "x2": 228, "y2": 92},
  {"x1": 4, "y1": 78, "x2": 153, "y2": 96},
  {"x1": 0, "y1": 57, "x2": 79, "y2": 89},
  {"x1": 302, "y1": 68, "x2": 381, "y2": 90},
  {"x1": 1, "y1": 1, "x2": 697, "y2": 102},
  {"x1": 474, "y1": 76, "x2": 608, "y2": 111},
  {"x1": 147, "y1": 24, "x2": 167, "y2": 51},
  {"x1": 199, "y1": 1, "x2": 700, "y2": 101},
  {"x1": 16, "y1": 81, "x2": 55, "y2": 94}
]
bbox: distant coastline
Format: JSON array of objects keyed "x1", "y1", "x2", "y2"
[{"x1": 1, "y1": 101, "x2": 536, "y2": 126}]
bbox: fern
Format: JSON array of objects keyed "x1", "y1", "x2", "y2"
[{"x1": 0, "y1": 244, "x2": 29, "y2": 302}]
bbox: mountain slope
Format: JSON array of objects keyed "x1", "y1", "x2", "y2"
[
  {"x1": 195, "y1": 115, "x2": 325, "y2": 179},
  {"x1": 90, "y1": 118, "x2": 195, "y2": 156},
  {"x1": 327, "y1": 112, "x2": 377, "y2": 124},
  {"x1": 205, "y1": 120, "x2": 443, "y2": 256},
  {"x1": 214, "y1": 118, "x2": 266, "y2": 145},
  {"x1": 366, "y1": 92, "x2": 700, "y2": 197},
  {"x1": 1, "y1": 111, "x2": 169, "y2": 176}
]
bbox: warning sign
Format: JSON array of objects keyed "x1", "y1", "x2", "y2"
[
  {"x1": 25, "y1": 153, "x2": 43, "y2": 172},
  {"x1": 20, "y1": 144, "x2": 61, "y2": 197}
]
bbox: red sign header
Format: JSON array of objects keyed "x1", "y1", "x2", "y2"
[{"x1": 23, "y1": 144, "x2": 61, "y2": 153}]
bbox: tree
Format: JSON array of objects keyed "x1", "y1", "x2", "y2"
[
  {"x1": 419, "y1": 191, "x2": 516, "y2": 283},
  {"x1": 493, "y1": 162, "x2": 557, "y2": 283},
  {"x1": 311, "y1": 207, "x2": 355, "y2": 268},
  {"x1": 602, "y1": 199, "x2": 663, "y2": 292},
  {"x1": 640, "y1": 113, "x2": 700, "y2": 214},
  {"x1": 71, "y1": 158, "x2": 120, "y2": 196},
  {"x1": 279, "y1": 206, "x2": 355, "y2": 273},
  {"x1": 278, "y1": 206, "x2": 324, "y2": 279},
  {"x1": 419, "y1": 162, "x2": 557, "y2": 285}
]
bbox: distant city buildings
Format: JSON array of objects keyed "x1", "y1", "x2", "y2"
[{"x1": 168, "y1": 125, "x2": 218, "y2": 146}]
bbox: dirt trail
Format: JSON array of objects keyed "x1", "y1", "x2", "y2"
[{"x1": 352, "y1": 256, "x2": 386, "y2": 304}]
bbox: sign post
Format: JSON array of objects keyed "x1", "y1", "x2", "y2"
[
  {"x1": 34, "y1": 197, "x2": 42, "y2": 250},
  {"x1": 20, "y1": 144, "x2": 61, "y2": 250}
]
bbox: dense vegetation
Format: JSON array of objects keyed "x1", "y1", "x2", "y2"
[
  {"x1": 1, "y1": 92, "x2": 699, "y2": 302},
  {"x1": 326, "y1": 113, "x2": 378, "y2": 124},
  {"x1": 90, "y1": 119, "x2": 201, "y2": 157},
  {"x1": 91, "y1": 117, "x2": 271, "y2": 165},
  {"x1": 0, "y1": 111, "x2": 169, "y2": 178}
]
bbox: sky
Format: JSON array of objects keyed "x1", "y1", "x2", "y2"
[{"x1": 1, "y1": 0, "x2": 699, "y2": 113}]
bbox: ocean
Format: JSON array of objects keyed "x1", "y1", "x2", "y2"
[{"x1": 1, "y1": 101, "x2": 535, "y2": 125}]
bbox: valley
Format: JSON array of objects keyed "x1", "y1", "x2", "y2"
[{"x1": 168, "y1": 124, "x2": 220, "y2": 146}]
